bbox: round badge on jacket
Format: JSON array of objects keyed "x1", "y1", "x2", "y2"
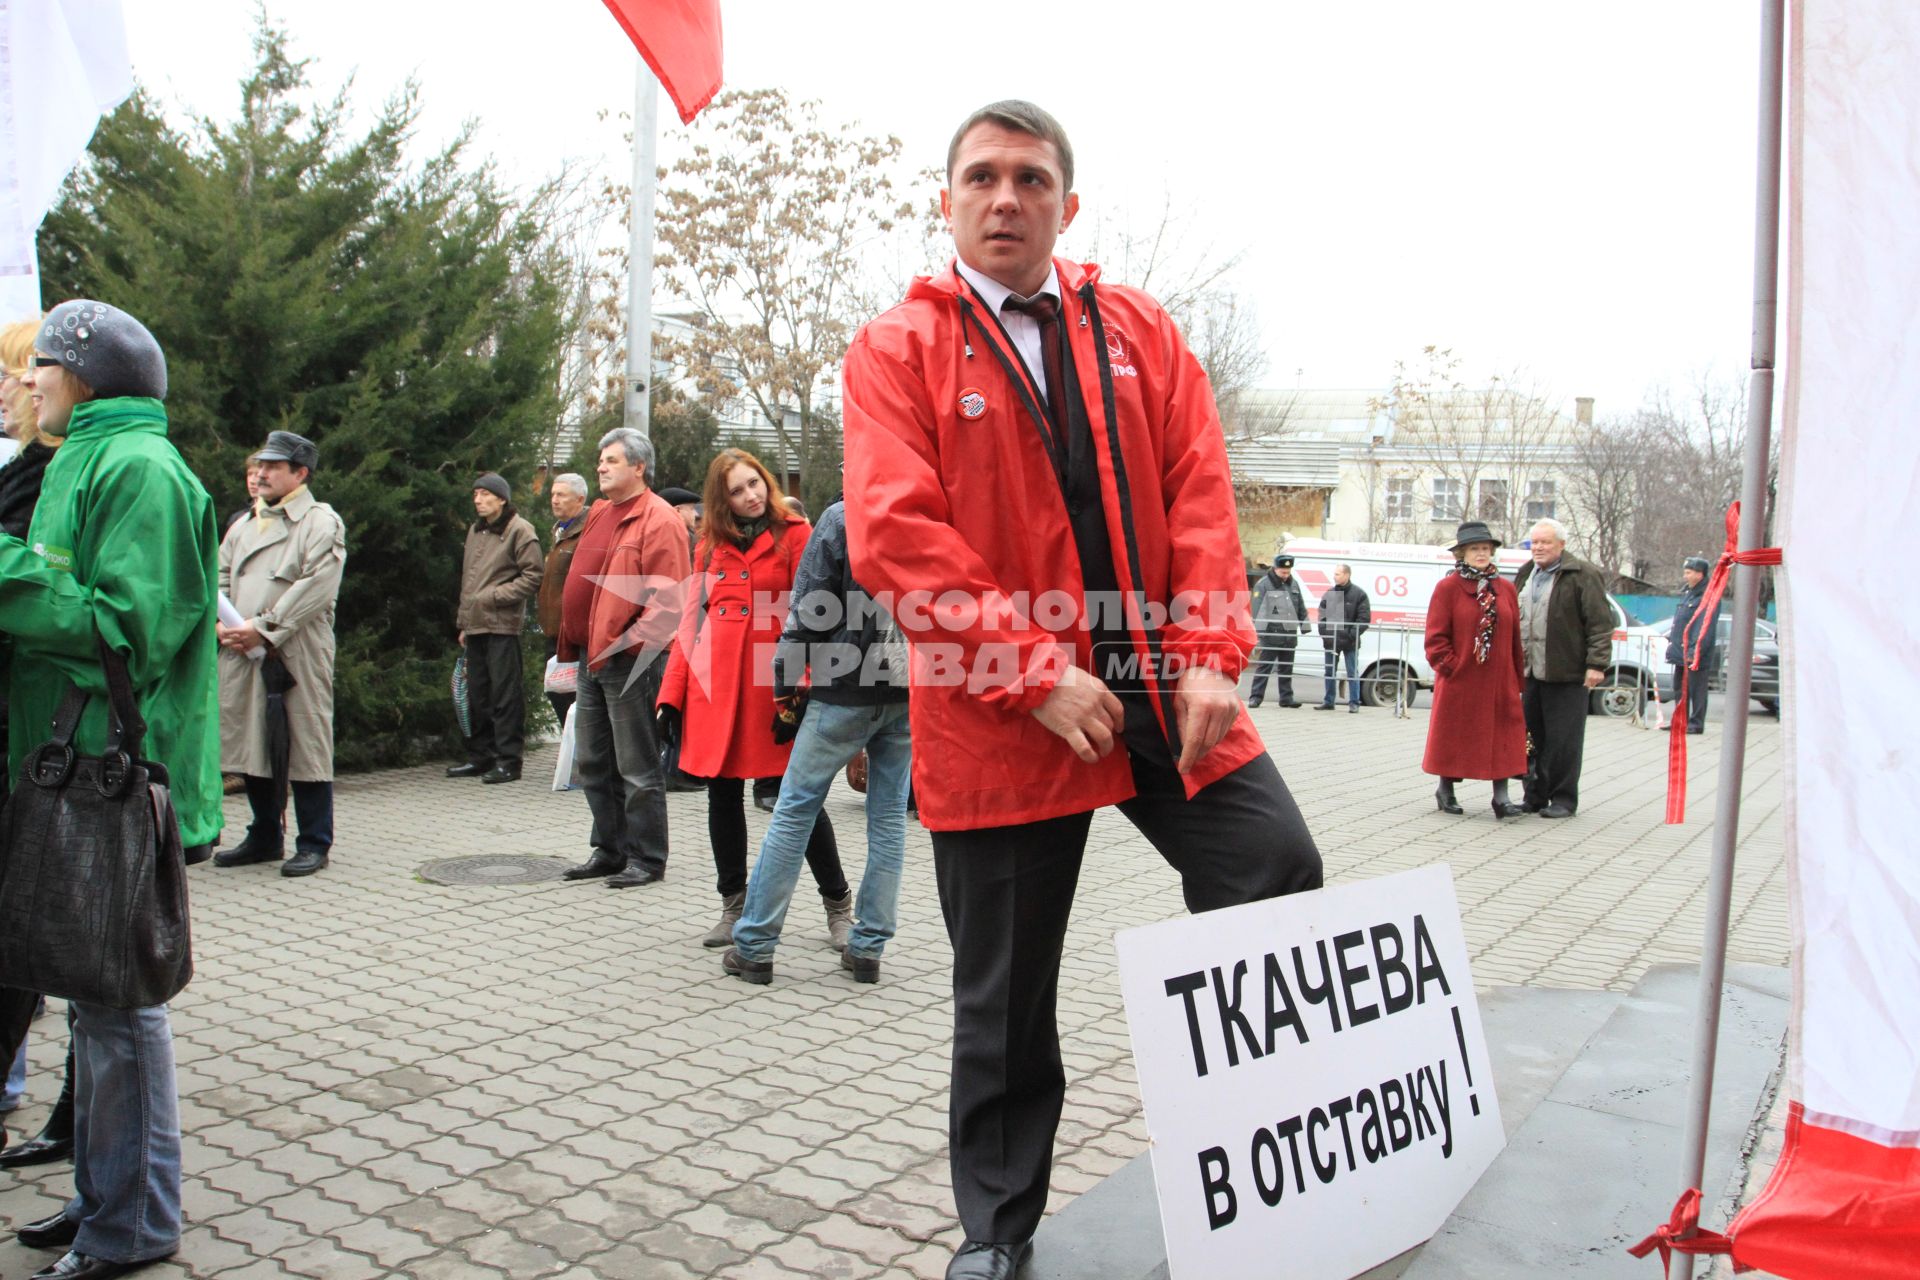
[{"x1": 957, "y1": 388, "x2": 987, "y2": 420}]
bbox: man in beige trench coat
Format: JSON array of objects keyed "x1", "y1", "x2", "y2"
[{"x1": 212, "y1": 430, "x2": 347, "y2": 876}]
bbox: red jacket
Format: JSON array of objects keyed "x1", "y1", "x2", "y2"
[
  {"x1": 658, "y1": 521, "x2": 810, "y2": 780},
  {"x1": 842, "y1": 257, "x2": 1264, "y2": 831},
  {"x1": 1421, "y1": 573, "x2": 1527, "y2": 780},
  {"x1": 557, "y1": 489, "x2": 693, "y2": 671}
]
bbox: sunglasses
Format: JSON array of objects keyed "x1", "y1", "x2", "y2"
[{"x1": 32, "y1": 356, "x2": 61, "y2": 367}]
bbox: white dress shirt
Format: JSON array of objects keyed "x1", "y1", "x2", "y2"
[{"x1": 954, "y1": 258, "x2": 1063, "y2": 404}]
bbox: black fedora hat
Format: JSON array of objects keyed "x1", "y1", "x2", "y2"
[{"x1": 1449, "y1": 520, "x2": 1502, "y2": 551}]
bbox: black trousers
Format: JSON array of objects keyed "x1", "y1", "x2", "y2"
[
  {"x1": 241, "y1": 775, "x2": 334, "y2": 855},
  {"x1": 706, "y1": 777, "x2": 846, "y2": 900},
  {"x1": 931, "y1": 697, "x2": 1324, "y2": 1243},
  {"x1": 1685, "y1": 667, "x2": 1711, "y2": 732},
  {"x1": 463, "y1": 633, "x2": 525, "y2": 767},
  {"x1": 1523, "y1": 678, "x2": 1590, "y2": 811},
  {"x1": 1247, "y1": 635, "x2": 1299, "y2": 703}
]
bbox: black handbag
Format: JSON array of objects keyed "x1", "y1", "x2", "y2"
[{"x1": 0, "y1": 639, "x2": 194, "y2": 1009}]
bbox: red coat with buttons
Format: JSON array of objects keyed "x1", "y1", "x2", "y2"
[
  {"x1": 843, "y1": 257, "x2": 1265, "y2": 831},
  {"x1": 1421, "y1": 573, "x2": 1527, "y2": 780},
  {"x1": 658, "y1": 521, "x2": 810, "y2": 779}
]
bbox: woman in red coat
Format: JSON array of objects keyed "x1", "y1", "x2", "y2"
[
  {"x1": 658, "y1": 449, "x2": 850, "y2": 945},
  {"x1": 1423, "y1": 521, "x2": 1529, "y2": 818}
]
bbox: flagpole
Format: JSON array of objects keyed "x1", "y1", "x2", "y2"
[
  {"x1": 1672, "y1": 1, "x2": 1784, "y2": 1272},
  {"x1": 624, "y1": 59, "x2": 658, "y2": 438}
]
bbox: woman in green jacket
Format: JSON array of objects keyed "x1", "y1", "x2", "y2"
[{"x1": 0, "y1": 300, "x2": 218, "y2": 1279}]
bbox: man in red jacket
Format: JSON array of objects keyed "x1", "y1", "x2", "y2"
[
  {"x1": 843, "y1": 101, "x2": 1324, "y2": 1280},
  {"x1": 556, "y1": 427, "x2": 692, "y2": 887}
]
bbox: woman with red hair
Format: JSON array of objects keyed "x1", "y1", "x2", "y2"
[{"x1": 659, "y1": 449, "x2": 851, "y2": 946}]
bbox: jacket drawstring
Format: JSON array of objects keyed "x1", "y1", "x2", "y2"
[{"x1": 957, "y1": 301, "x2": 976, "y2": 359}]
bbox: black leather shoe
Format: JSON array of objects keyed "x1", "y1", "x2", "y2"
[
  {"x1": 840, "y1": 951, "x2": 880, "y2": 984},
  {"x1": 480, "y1": 762, "x2": 522, "y2": 784},
  {"x1": 446, "y1": 762, "x2": 489, "y2": 779},
  {"x1": 1312, "y1": 703, "x2": 1336, "y2": 710},
  {"x1": 0, "y1": 1132, "x2": 75, "y2": 1168},
  {"x1": 282, "y1": 849, "x2": 329, "y2": 877},
  {"x1": 32, "y1": 1251, "x2": 168, "y2": 1279},
  {"x1": 1540, "y1": 802, "x2": 1574, "y2": 819},
  {"x1": 563, "y1": 850, "x2": 625, "y2": 881},
  {"x1": 1491, "y1": 800, "x2": 1528, "y2": 820},
  {"x1": 17, "y1": 1210, "x2": 81, "y2": 1249},
  {"x1": 721, "y1": 947, "x2": 773, "y2": 985},
  {"x1": 605, "y1": 862, "x2": 665, "y2": 888},
  {"x1": 1246, "y1": 696, "x2": 1263, "y2": 708},
  {"x1": 946, "y1": 1239, "x2": 1033, "y2": 1279},
  {"x1": 1349, "y1": 704, "x2": 1359, "y2": 714},
  {"x1": 1433, "y1": 785, "x2": 1463, "y2": 815},
  {"x1": 1278, "y1": 699, "x2": 1299, "y2": 708},
  {"x1": 212, "y1": 832, "x2": 283, "y2": 867}
]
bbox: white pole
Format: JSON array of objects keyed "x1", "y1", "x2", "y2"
[
  {"x1": 624, "y1": 60, "x2": 659, "y2": 438},
  {"x1": 1671, "y1": 1, "x2": 1783, "y2": 1273}
]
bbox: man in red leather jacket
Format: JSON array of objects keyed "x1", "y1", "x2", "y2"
[{"x1": 843, "y1": 100, "x2": 1324, "y2": 1280}]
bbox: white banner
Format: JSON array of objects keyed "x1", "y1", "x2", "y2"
[
  {"x1": 0, "y1": 0, "x2": 132, "y2": 315},
  {"x1": 1116, "y1": 865, "x2": 1503, "y2": 1280}
]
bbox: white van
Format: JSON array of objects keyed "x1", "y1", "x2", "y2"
[{"x1": 1271, "y1": 538, "x2": 1635, "y2": 712}]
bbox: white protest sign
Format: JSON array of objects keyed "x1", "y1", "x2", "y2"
[{"x1": 1115, "y1": 864, "x2": 1504, "y2": 1280}]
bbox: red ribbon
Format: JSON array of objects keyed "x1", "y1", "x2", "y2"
[
  {"x1": 1665, "y1": 503, "x2": 1784, "y2": 824},
  {"x1": 1628, "y1": 1188, "x2": 1735, "y2": 1274}
]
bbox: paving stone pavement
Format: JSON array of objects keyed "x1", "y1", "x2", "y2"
[{"x1": 0, "y1": 701, "x2": 1788, "y2": 1279}]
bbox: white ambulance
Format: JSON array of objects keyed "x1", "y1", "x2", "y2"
[{"x1": 1272, "y1": 538, "x2": 1637, "y2": 713}]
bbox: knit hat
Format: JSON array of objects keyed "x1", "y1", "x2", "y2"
[
  {"x1": 35, "y1": 300, "x2": 167, "y2": 400},
  {"x1": 473, "y1": 473, "x2": 511, "y2": 502},
  {"x1": 255, "y1": 430, "x2": 319, "y2": 473}
]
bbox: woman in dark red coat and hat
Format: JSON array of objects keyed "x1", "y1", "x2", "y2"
[
  {"x1": 1424, "y1": 521, "x2": 1529, "y2": 818},
  {"x1": 658, "y1": 448, "x2": 851, "y2": 946}
]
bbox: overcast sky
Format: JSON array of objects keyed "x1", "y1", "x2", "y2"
[{"x1": 122, "y1": 1, "x2": 1768, "y2": 417}]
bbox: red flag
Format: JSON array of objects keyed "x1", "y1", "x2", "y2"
[{"x1": 600, "y1": 0, "x2": 723, "y2": 124}]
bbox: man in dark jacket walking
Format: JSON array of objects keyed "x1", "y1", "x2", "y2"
[
  {"x1": 1514, "y1": 518, "x2": 1615, "y2": 815},
  {"x1": 1248, "y1": 555, "x2": 1307, "y2": 708},
  {"x1": 722, "y1": 498, "x2": 912, "y2": 985},
  {"x1": 1315, "y1": 564, "x2": 1371, "y2": 712},
  {"x1": 449, "y1": 473, "x2": 542, "y2": 783},
  {"x1": 1667, "y1": 555, "x2": 1721, "y2": 735}
]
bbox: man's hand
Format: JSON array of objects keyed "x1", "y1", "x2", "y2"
[
  {"x1": 1584, "y1": 667, "x2": 1606, "y2": 689},
  {"x1": 457, "y1": 630, "x2": 466, "y2": 648},
  {"x1": 1174, "y1": 665, "x2": 1240, "y2": 773},
  {"x1": 1033, "y1": 665, "x2": 1124, "y2": 764},
  {"x1": 219, "y1": 621, "x2": 265, "y2": 653}
]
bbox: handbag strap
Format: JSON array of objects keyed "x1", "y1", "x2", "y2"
[
  {"x1": 46, "y1": 685, "x2": 89, "y2": 748},
  {"x1": 95, "y1": 635, "x2": 147, "y2": 760}
]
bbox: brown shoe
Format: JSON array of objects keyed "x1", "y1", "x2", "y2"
[
  {"x1": 703, "y1": 891, "x2": 746, "y2": 947},
  {"x1": 840, "y1": 950, "x2": 880, "y2": 983}
]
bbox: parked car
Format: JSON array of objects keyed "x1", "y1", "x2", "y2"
[{"x1": 1617, "y1": 616, "x2": 1782, "y2": 717}]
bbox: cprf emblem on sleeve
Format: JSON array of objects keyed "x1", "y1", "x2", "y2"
[
  {"x1": 957, "y1": 388, "x2": 988, "y2": 420},
  {"x1": 1116, "y1": 864, "x2": 1504, "y2": 1280}
]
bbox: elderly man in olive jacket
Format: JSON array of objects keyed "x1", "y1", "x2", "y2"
[
  {"x1": 451, "y1": 473, "x2": 543, "y2": 783},
  {"x1": 214, "y1": 430, "x2": 347, "y2": 876},
  {"x1": 1514, "y1": 517, "x2": 1615, "y2": 817}
]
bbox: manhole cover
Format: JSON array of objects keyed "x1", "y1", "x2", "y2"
[{"x1": 418, "y1": 855, "x2": 575, "y2": 887}]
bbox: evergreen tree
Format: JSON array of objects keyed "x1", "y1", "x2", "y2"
[{"x1": 37, "y1": 22, "x2": 568, "y2": 768}]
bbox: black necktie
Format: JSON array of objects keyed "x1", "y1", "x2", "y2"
[{"x1": 1001, "y1": 291, "x2": 1069, "y2": 486}]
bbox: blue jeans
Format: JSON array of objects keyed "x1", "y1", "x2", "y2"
[
  {"x1": 65, "y1": 1002, "x2": 181, "y2": 1263},
  {"x1": 2, "y1": 1027, "x2": 24, "y2": 1110},
  {"x1": 1323, "y1": 647, "x2": 1360, "y2": 707},
  {"x1": 733, "y1": 701, "x2": 913, "y2": 962}
]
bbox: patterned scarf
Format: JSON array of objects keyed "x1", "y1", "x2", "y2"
[{"x1": 1457, "y1": 561, "x2": 1500, "y2": 663}]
